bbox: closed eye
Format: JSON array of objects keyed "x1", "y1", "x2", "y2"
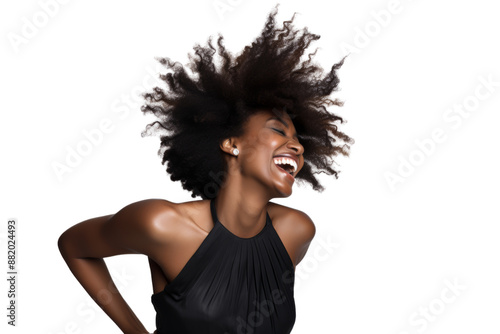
[{"x1": 272, "y1": 128, "x2": 286, "y2": 136}]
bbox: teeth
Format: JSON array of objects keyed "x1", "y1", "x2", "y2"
[{"x1": 273, "y1": 157, "x2": 297, "y2": 174}]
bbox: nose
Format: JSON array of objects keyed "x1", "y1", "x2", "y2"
[{"x1": 286, "y1": 137, "x2": 304, "y2": 156}]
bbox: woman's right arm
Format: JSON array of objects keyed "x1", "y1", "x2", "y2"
[{"x1": 58, "y1": 199, "x2": 175, "y2": 334}]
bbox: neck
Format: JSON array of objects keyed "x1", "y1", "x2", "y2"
[{"x1": 214, "y1": 173, "x2": 272, "y2": 238}]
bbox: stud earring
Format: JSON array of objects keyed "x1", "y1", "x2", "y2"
[{"x1": 232, "y1": 148, "x2": 239, "y2": 156}]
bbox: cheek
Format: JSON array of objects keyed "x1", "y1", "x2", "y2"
[
  {"x1": 255, "y1": 127, "x2": 272, "y2": 144},
  {"x1": 255, "y1": 127, "x2": 281, "y2": 149},
  {"x1": 241, "y1": 129, "x2": 272, "y2": 164},
  {"x1": 240, "y1": 137, "x2": 278, "y2": 177}
]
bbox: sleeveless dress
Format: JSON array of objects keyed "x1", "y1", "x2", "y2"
[{"x1": 151, "y1": 198, "x2": 296, "y2": 334}]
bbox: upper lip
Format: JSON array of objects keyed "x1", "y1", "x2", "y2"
[{"x1": 273, "y1": 153, "x2": 300, "y2": 175}]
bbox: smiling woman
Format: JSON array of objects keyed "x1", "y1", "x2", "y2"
[{"x1": 58, "y1": 5, "x2": 353, "y2": 334}]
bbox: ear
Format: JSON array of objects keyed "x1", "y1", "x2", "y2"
[{"x1": 220, "y1": 138, "x2": 238, "y2": 155}]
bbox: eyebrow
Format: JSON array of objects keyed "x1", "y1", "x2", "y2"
[{"x1": 266, "y1": 116, "x2": 298, "y2": 139}]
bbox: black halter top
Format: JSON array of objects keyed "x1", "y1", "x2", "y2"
[{"x1": 151, "y1": 198, "x2": 296, "y2": 334}]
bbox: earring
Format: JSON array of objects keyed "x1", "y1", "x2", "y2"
[{"x1": 232, "y1": 148, "x2": 239, "y2": 156}]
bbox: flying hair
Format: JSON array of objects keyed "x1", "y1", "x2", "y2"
[{"x1": 141, "y1": 5, "x2": 354, "y2": 199}]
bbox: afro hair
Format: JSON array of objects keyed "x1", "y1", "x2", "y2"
[{"x1": 141, "y1": 5, "x2": 354, "y2": 199}]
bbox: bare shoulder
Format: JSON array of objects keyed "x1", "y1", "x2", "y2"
[
  {"x1": 266, "y1": 201, "x2": 316, "y2": 266},
  {"x1": 106, "y1": 198, "x2": 189, "y2": 246},
  {"x1": 267, "y1": 201, "x2": 316, "y2": 241},
  {"x1": 58, "y1": 198, "x2": 206, "y2": 264},
  {"x1": 118, "y1": 198, "x2": 212, "y2": 234}
]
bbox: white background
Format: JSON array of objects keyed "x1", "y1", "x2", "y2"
[{"x1": 1, "y1": 0, "x2": 499, "y2": 333}]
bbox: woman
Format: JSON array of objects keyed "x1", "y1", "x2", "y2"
[{"x1": 58, "y1": 6, "x2": 353, "y2": 334}]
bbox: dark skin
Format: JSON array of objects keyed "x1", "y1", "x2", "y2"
[{"x1": 58, "y1": 109, "x2": 316, "y2": 334}]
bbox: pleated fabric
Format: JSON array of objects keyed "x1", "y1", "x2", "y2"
[{"x1": 151, "y1": 198, "x2": 296, "y2": 334}]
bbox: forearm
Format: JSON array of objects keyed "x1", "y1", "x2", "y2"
[{"x1": 60, "y1": 253, "x2": 149, "y2": 334}]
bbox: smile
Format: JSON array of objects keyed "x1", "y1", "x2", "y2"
[{"x1": 273, "y1": 157, "x2": 297, "y2": 178}]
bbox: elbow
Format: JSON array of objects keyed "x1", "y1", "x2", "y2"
[
  {"x1": 57, "y1": 231, "x2": 67, "y2": 256},
  {"x1": 57, "y1": 229, "x2": 73, "y2": 259}
]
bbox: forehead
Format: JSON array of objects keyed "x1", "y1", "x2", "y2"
[
  {"x1": 248, "y1": 109, "x2": 294, "y2": 127},
  {"x1": 240, "y1": 109, "x2": 298, "y2": 141}
]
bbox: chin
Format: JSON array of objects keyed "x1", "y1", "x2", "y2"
[{"x1": 273, "y1": 185, "x2": 293, "y2": 198}]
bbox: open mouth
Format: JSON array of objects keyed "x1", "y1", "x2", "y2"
[{"x1": 273, "y1": 157, "x2": 297, "y2": 177}]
